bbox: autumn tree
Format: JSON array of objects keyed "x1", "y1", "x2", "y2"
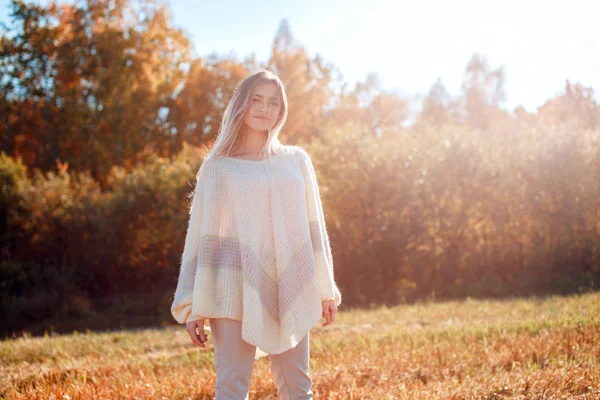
[
  {"x1": 0, "y1": 0, "x2": 192, "y2": 181},
  {"x1": 461, "y1": 53, "x2": 509, "y2": 130},
  {"x1": 417, "y1": 78, "x2": 460, "y2": 127},
  {"x1": 327, "y1": 71, "x2": 410, "y2": 138},
  {"x1": 538, "y1": 80, "x2": 599, "y2": 130},
  {"x1": 266, "y1": 19, "x2": 336, "y2": 143},
  {"x1": 167, "y1": 56, "x2": 250, "y2": 150},
  {"x1": 0, "y1": 1, "x2": 60, "y2": 169}
]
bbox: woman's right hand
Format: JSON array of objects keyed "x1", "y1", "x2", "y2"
[{"x1": 186, "y1": 318, "x2": 209, "y2": 347}]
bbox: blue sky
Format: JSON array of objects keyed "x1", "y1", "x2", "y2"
[{"x1": 1, "y1": 0, "x2": 598, "y2": 112}]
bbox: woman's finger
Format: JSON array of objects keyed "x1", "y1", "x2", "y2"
[
  {"x1": 187, "y1": 322, "x2": 207, "y2": 347},
  {"x1": 187, "y1": 328, "x2": 204, "y2": 347},
  {"x1": 329, "y1": 304, "x2": 336, "y2": 323},
  {"x1": 323, "y1": 306, "x2": 332, "y2": 326},
  {"x1": 198, "y1": 325, "x2": 209, "y2": 344}
]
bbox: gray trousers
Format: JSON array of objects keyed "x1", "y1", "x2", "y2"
[{"x1": 209, "y1": 318, "x2": 313, "y2": 400}]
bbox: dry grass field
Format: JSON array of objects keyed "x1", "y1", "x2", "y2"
[{"x1": 1, "y1": 292, "x2": 599, "y2": 399}]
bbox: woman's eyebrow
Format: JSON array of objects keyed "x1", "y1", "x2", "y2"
[{"x1": 252, "y1": 94, "x2": 279, "y2": 101}]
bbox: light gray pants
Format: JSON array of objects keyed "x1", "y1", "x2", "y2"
[{"x1": 209, "y1": 318, "x2": 313, "y2": 400}]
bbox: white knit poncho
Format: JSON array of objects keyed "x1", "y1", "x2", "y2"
[{"x1": 171, "y1": 145, "x2": 342, "y2": 359}]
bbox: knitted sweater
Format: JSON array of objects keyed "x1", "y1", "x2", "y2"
[{"x1": 171, "y1": 145, "x2": 342, "y2": 359}]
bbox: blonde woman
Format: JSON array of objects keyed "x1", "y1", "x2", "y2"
[{"x1": 171, "y1": 69, "x2": 342, "y2": 400}]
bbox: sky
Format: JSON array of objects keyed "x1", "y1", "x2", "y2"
[{"x1": 1, "y1": 0, "x2": 599, "y2": 112}]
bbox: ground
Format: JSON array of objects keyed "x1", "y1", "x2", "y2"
[{"x1": 1, "y1": 292, "x2": 599, "y2": 399}]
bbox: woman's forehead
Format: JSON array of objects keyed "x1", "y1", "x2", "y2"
[{"x1": 252, "y1": 82, "x2": 279, "y2": 98}]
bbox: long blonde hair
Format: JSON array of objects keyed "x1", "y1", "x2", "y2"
[{"x1": 205, "y1": 70, "x2": 289, "y2": 162}]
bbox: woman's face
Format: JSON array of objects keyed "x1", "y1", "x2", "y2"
[{"x1": 243, "y1": 82, "x2": 282, "y2": 133}]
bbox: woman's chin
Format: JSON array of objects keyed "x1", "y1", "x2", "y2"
[{"x1": 246, "y1": 122, "x2": 273, "y2": 133}]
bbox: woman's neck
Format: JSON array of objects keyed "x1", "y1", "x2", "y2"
[{"x1": 235, "y1": 128, "x2": 269, "y2": 155}]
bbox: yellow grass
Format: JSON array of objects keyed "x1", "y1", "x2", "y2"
[{"x1": 1, "y1": 292, "x2": 599, "y2": 399}]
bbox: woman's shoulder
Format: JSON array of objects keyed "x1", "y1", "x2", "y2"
[
  {"x1": 195, "y1": 155, "x2": 222, "y2": 182},
  {"x1": 284, "y1": 145, "x2": 310, "y2": 161},
  {"x1": 267, "y1": 144, "x2": 310, "y2": 166},
  {"x1": 199, "y1": 153, "x2": 233, "y2": 170}
]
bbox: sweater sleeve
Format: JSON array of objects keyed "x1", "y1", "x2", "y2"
[
  {"x1": 171, "y1": 163, "x2": 207, "y2": 324},
  {"x1": 299, "y1": 148, "x2": 342, "y2": 307}
]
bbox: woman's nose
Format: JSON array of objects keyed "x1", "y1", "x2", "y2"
[{"x1": 258, "y1": 101, "x2": 272, "y2": 113}]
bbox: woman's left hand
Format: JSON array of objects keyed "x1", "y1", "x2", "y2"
[{"x1": 321, "y1": 299, "x2": 337, "y2": 327}]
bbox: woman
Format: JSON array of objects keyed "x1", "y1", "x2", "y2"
[{"x1": 171, "y1": 69, "x2": 342, "y2": 400}]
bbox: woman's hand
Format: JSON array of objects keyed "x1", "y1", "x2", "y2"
[
  {"x1": 321, "y1": 299, "x2": 338, "y2": 327},
  {"x1": 186, "y1": 318, "x2": 209, "y2": 347}
]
